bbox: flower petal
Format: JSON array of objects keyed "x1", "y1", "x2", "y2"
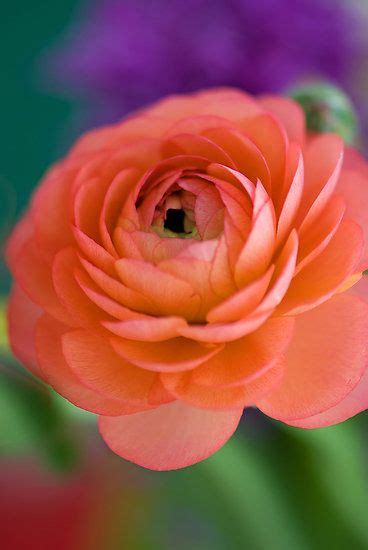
[
  {"x1": 234, "y1": 185, "x2": 276, "y2": 287},
  {"x1": 192, "y1": 316, "x2": 294, "y2": 387},
  {"x1": 204, "y1": 128, "x2": 271, "y2": 187},
  {"x1": 207, "y1": 266, "x2": 274, "y2": 323},
  {"x1": 62, "y1": 329, "x2": 156, "y2": 403},
  {"x1": 336, "y1": 169, "x2": 368, "y2": 270},
  {"x1": 7, "y1": 285, "x2": 43, "y2": 377},
  {"x1": 285, "y1": 368, "x2": 368, "y2": 428},
  {"x1": 258, "y1": 294, "x2": 368, "y2": 421},
  {"x1": 162, "y1": 360, "x2": 285, "y2": 409},
  {"x1": 98, "y1": 400, "x2": 243, "y2": 470},
  {"x1": 35, "y1": 315, "x2": 138, "y2": 415},
  {"x1": 11, "y1": 238, "x2": 76, "y2": 326},
  {"x1": 258, "y1": 95, "x2": 306, "y2": 144},
  {"x1": 52, "y1": 247, "x2": 104, "y2": 327},
  {"x1": 115, "y1": 258, "x2": 201, "y2": 319},
  {"x1": 297, "y1": 133, "x2": 343, "y2": 225},
  {"x1": 242, "y1": 113, "x2": 287, "y2": 192},
  {"x1": 103, "y1": 316, "x2": 186, "y2": 342},
  {"x1": 279, "y1": 220, "x2": 363, "y2": 315},
  {"x1": 110, "y1": 336, "x2": 223, "y2": 372}
]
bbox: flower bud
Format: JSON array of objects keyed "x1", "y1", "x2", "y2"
[{"x1": 289, "y1": 82, "x2": 358, "y2": 144}]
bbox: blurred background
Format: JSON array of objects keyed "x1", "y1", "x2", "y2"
[{"x1": 1, "y1": 1, "x2": 368, "y2": 548}]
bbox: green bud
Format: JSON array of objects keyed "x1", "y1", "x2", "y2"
[{"x1": 289, "y1": 82, "x2": 358, "y2": 144}]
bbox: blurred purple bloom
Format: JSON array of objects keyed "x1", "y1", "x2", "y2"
[{"x1": 45, "y1": 0, "x2": 368, "y2": 127}]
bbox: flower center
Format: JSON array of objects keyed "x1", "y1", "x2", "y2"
[
  {"x1": 150, "y1": 189, "x2": 199, "y2": 239},
  {"x1": 164, "y1": 209, "x2": 186, "y2": 233}
]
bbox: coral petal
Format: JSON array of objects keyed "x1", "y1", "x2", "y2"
[
  {"x1": 110, "y1": 337, "x2": 223, "y2": 372},
  {"x1": 162, "y1": 360, "x2": 285, "y2": 409},
  {"x1": 103, "y1": 316, "x2": 186, "y2": 342},
  {"x1": 207, "y1": 266, "x2": 274, "y2": 323},
  {"x1": 286, "y1": 369, "x2": 368, "y2": 428},
  {"x1": 98, "y1": 401, "x2": 242, "y2": 470},
  {"x1": 297, "y1": 133, "x2": 343, "y2": 226},
  {"x1": 115, "y1": 258, "x2": 200, "y2": 319},
  {"x1": 336, "y1": 169, "x2": 368, "y2": 270},
  {"x1": 235, "y1": 189, "x2": 276, "y2": 286},
  {"x1": 52, "y1": 247, "x2": 104, "y2": 327},
  {"x1": 242, "y1": 113, "x2": 287, "y2": 192},
  {"x1": 192, "y1": 317, "x2": 294, "y2": 387},
  {"x1": 62, "y1": 329, "x2": 156, "y2": 403},
  {"x1": 7, "y1": 285, "x2": 43, "y2": 377},
  {"x1": 279, "y1": 220, "x2": 363, "y2": 315},
  {"x1": 258, "y1": 95, "x2": 306, "y2": 144},
  {"x1": 36, "y1": 315, "x2": 137, "y2": 415},
  {"x1": 258, "y1": 294, "x2": 368, "y2": 421}
]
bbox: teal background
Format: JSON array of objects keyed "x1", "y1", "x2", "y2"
[{"x1": 1, "y1": 2, "x2": 78, "y2": 293}]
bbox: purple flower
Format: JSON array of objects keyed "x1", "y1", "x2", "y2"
[{"x1": 44, "y1": 0, "x2": 368, "y2": 128}]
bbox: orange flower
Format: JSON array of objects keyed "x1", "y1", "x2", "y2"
[{"x1": 6, "y1": 89, "x2": 368, "y2": 470}]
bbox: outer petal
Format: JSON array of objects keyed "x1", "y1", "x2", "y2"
[
  {"x1": 285, "y1": 369, "x2": 368, "y2": 428},
  {"x1": 5, "y1": 215, "x2": 34, "y2": 271},
  {"x1": 242, "y1": 113, "x2": 287, "y2": 192},
  {"x1": 295, "y1": 195, "x2": 346, "y2": 275},
  {"x1": 336, "y1": 169, "x2": 368, "y2": 270},
  {"x1": 161, "y1": 360, "x2": 285, "y2": 409},
  {"x1": 10, "y1": 238, "x2": 77, "y2": 327},
  {"x1": 234, "y1": 186, "x2": 276, "y2": 286},
  {"x1": 192, "y1": 317, "x2": 294, "y2": 387},
  {"x1": 35, "y1": 315, "x2": 138, "y2": 415},
  {"x1": 279, "y1": 220, "x2": 363, "y2": 315},
  {"x1": 52, "y1": 247, "x2": 105, "y2": 327},
  {"x1": 61, "y1": 329, "x2": 156, "y2": 403},
  {"x1": 7, "y1": 285, "x2": 43, "y2": 377},
  {"x1": 203, "y1": 128, "x2": 271, "y2": 188},
  {"x1": 98, "y1": 401, "x2": 242, "y2": 471},
  {"x1": 110, "y1": 336, "x2": 223, "y2": 372},
  {"x1": 32, "y1": 167, "x2": 74, "y2": 257},
  {"x1": 348, "y1": 273, "x2": 368, "y2": 300},
  {"x1": 276, "y1": 145, "x2": 304, "y2": 245},
  {"x1": 258, "y1": 294, "x2": 368, "y2": 421},
  {"x1": 297, "y1": 133, "x2": 343, "y2": 224},
  {"x1": 258, "y1": 95, "x2": 306, "y2": 145},
  {"x1": 163, "y1": 133, "x2": 235, "y2": 167}
]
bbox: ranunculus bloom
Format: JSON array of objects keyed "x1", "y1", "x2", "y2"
[{"x1": 6, "y1": 89, "x2": 368, "y2": 470}]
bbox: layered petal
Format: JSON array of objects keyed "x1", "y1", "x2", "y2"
[
  {"x1": 285, "y1": 369, "x2": 368, "y2": 428},
  {"x1": 7, "y1": 285, "x2": 43, "y2": 377},
  {"x1": 161, "y1": 360, "x2": 285, "y2": 409},
  {"x1": 62, "y1": 329, "x2": 156, "y2": 404},
  {"x1": 110, "y1": 336, "x2": 223, "y2": 372},
  {"x1": 99, "y1": 401, "x2": 243, "y2": 470},
  {"x1": 336, "y1": 169, "x2": 368, "y2": 270},
  {"x1": 192, "y1": 317, "x2": 294, "y2": 387},
  {"x1": 279, "y1": 220, "x2": 363, "y2": 315},
  {"x1": 259, "y1": 294, "x2": 368, "y2": 421},
  {"x1": 35, "y1": 315, "x2": 137, "y2": 415}
]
